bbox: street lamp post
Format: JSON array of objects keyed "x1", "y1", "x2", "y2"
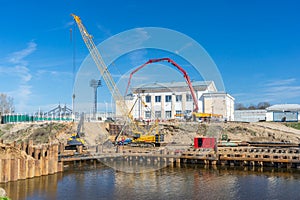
[{"x1": 90, "y1": 79, "x2": 101, "y2": 120}]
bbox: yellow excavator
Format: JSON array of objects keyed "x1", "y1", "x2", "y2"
[{"x1": 66, "y1": 113, "x2": 86, "y2": 149}]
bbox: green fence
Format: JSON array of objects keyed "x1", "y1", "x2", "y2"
[{"x1": 1, "y1": 114, "x2": 72, "y2": 124}]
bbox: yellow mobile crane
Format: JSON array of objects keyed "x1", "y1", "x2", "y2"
[{"x1": 71, "y1": 14, "x2": 163, "y2": 147}]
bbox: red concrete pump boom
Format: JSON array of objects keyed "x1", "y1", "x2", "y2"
[{"x1": 125, "y1": 58, "x2": 199, "y2": 112}]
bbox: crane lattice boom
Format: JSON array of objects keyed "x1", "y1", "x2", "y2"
[{"x1": 71, "y1": 14, "x2": 143, "y2": 140}]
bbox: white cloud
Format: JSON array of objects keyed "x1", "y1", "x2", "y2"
[
  {"x1": 265, "y1": 78, "x2": 296, "y2": 87},
  {"x1": 8, "y1": 41, "x2": 37, "y2": 65},
  {"x1": 235, "y1": 78, "x2": 300, "y2": 105},
  {"x1": 36, "y1": 69, "x2": 72, "y2": 79},
  {"x1": 0, "y1": 65, "x2": 31, "y2": 82},
  {"x1": 263, "y1": 78, "x2": 300, "y2": 102},
  {"x1": 2, "y1": 41, "x2": 37, "y2": 112}
]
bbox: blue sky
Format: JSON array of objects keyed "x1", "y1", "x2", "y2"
[{"x1": 0, "y1": 0, "x2": 299, "y2": 113}]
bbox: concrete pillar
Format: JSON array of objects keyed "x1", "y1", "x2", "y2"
[
  {"x1": 42, "y1": 157, "x2": 49, "y2": 176},
  {"x1": 53, "y1": 144, "x2": 58, "y2": 173},
  {"x1": 59, "y1": 143, "x2": 65, "y2": 154},
  {"x1": 28, "y1": 159, "x2": 35, "y2": 178},
  {"x1": 28, "y1": 140, "x2": 34, "y2": 156},
  {"x1": 57, "y1": 162, "x2": 64, "y2": 172},
  {"x1": 19, "y1": 158, "x2": 27, "y2": 180},
  {"x1": 2, "y1": 159, "x2": 11, "y2": 183},
  {"x1": 10, "y1": 158, "x2": 19, "y2": 181},
  {"x1": 48, "y1": 145, "x2": 54, "y2": 174},
  {"x1": 35, "y1": 159, "x2": 42, "y2": 177}
]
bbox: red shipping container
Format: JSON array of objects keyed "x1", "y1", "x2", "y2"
[{"x1": 194, "y1": 137, "x2": 216, "y2": 149}]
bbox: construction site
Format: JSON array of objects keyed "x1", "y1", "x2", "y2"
[{"x1": 1, "y1": 14, "x2": 300, "y2": 185}]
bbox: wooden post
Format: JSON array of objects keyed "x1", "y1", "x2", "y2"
[
  {"x1": 28, "y1": 159, "x2": 35, "y2": 178},
  {"x1": 19, "y1": 158, "x2": 27, "y2": 179},
  {"x1": 10, "y1": 158, "x2": 19, "y2": 181},
  {"x1": 2, "y1": 159, "x2": 11, "y2": 182},
  {"x1": 35, "y1": 159, "x2": 42, "y2": 177}
]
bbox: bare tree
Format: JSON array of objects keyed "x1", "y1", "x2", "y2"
[
  {"x1": 257, "y1": 102, "x2": 271, "y2": 109},
  {"x1": 0, "y1": 93, "x2": 15, "y2": 114},
  {"x1": 247, "y1": 104, "x2": 257, "y2": 110},
  {"x1": 235, "y1": 102, "x2": 271, "y2": 110},
  {"x1": 235, "y1": 103, "x2": 246, "y2": 110}
]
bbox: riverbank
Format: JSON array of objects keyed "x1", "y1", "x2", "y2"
[{"x1": 1, "y1": 121, "x2": 300, "y2": 183}]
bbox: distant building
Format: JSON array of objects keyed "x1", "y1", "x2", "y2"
[
  {"x1": 117, "y1": 81, "x2": 235, "y2": 121},
  {"x1": 234, "y1": 110, "x2": 267, "y2": 122},
  {"x1": 234, "y1": 104, "x2": 300, "y2": 123},
  {"x1": 266, "y1": 104, "x2": 300, "y2": 122}
]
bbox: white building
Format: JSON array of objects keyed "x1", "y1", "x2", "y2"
[
  {"x1": 234, "y1": 110, "x2": 267, "y2": 122},
  {"x1": 118, "y1": 81, "x2": 235, "y2": 121},
  {"x1": 266, "y1": 104, "x2": 300, "y2": 122}
]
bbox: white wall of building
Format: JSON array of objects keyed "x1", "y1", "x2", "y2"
[
  {"x1": 234, "y1": 110, "x2": 266, "y2": 122},
  {"x1": 201, "y1": 93, "x2": 235, "y2": 121},
  {"x1": 117, "y1": 81, "x2": 234, "y2": 121}
]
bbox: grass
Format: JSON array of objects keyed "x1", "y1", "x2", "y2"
[
  {"x1": 285, "y1": 122, "x2": 300, "y2": 130},
  {"x1": 0, "y1": 197, "x2": 11, "y2": 200}
]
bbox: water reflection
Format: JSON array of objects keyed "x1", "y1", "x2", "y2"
[{"x1": 1, "y1": 162, "x2": 300, "y2": 200}]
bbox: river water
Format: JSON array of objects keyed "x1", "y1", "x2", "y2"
[{"x1": 1, "y1": 162, "x2": 300, "y2": 200}]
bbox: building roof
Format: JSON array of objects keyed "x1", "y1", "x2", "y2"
[
  {"x1": 266, "y1": 104, "x2": 300, "y2": 112},
  {"x1": 201, "y1": 92, "x2": 235, "y2": 100},
  {"x1": 132, "y1": 81, "x2": 215, "y2": 93}
]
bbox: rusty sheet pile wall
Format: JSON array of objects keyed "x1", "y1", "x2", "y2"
[{"x1": 0, "y1": 140, "x2": 63, "y2": 183}]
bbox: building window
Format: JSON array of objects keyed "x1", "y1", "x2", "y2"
[
  {"x1": 145, "y1": 111, "x2": 151, "y2": 119},
  {"x1": 176, "y1": 95, "x2": 182, "y2": 102},
  {"x1": 185, "y1": 110, "x2": 192, "y2": 114},
  {"x1": 186, "y1": 94, "x2": 192, "y2": 101},
  {"x1": 176, "y1": 110, "x2": 182, "y2": 115},
  {"x1": 155, "y1": 96, "x2": 161, "y2": 103},
  {"x1": 165, "y1": 95, "x2": 172, "y2": 102},
  {"x1": 155, "y1": 111, "x2": 161, "y2": 118},
  {"x1": 145, "y1": 95, "x2": 151, "y2": 103},
  {"x1": 165, "y1": 111, "x2": 172, "y2": 118}
]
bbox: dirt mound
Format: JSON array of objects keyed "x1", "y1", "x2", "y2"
[
  {"x1": 0, "y1": 122, "x2": 74, "y2": 145},
  {"x1": 159, "y1": 121, "x2": 300, "y2": 145},
  {"x1": 81, "y1": 122, "x2": 110, "y2": 146}
]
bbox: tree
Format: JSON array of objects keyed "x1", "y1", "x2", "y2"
[
  {"x1": 0, "y1": 93, "x2": 15, "y2": 114},
  {"x1": 257, "y1": 102, "x2": 271, "y2": 109},
  {"x1": 235, "y1": 103, "x2": 246, "y2": 110},
  {"x1": 247, "y1": 104, "x2": 257, "y2": 110},
  {"x1": 235, "y1": 102, "x2": 271, "y2": 110}
]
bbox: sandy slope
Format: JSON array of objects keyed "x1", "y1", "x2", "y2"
[{"x1": 0, "y1": 121, "x2": 299, "y2": 148}]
